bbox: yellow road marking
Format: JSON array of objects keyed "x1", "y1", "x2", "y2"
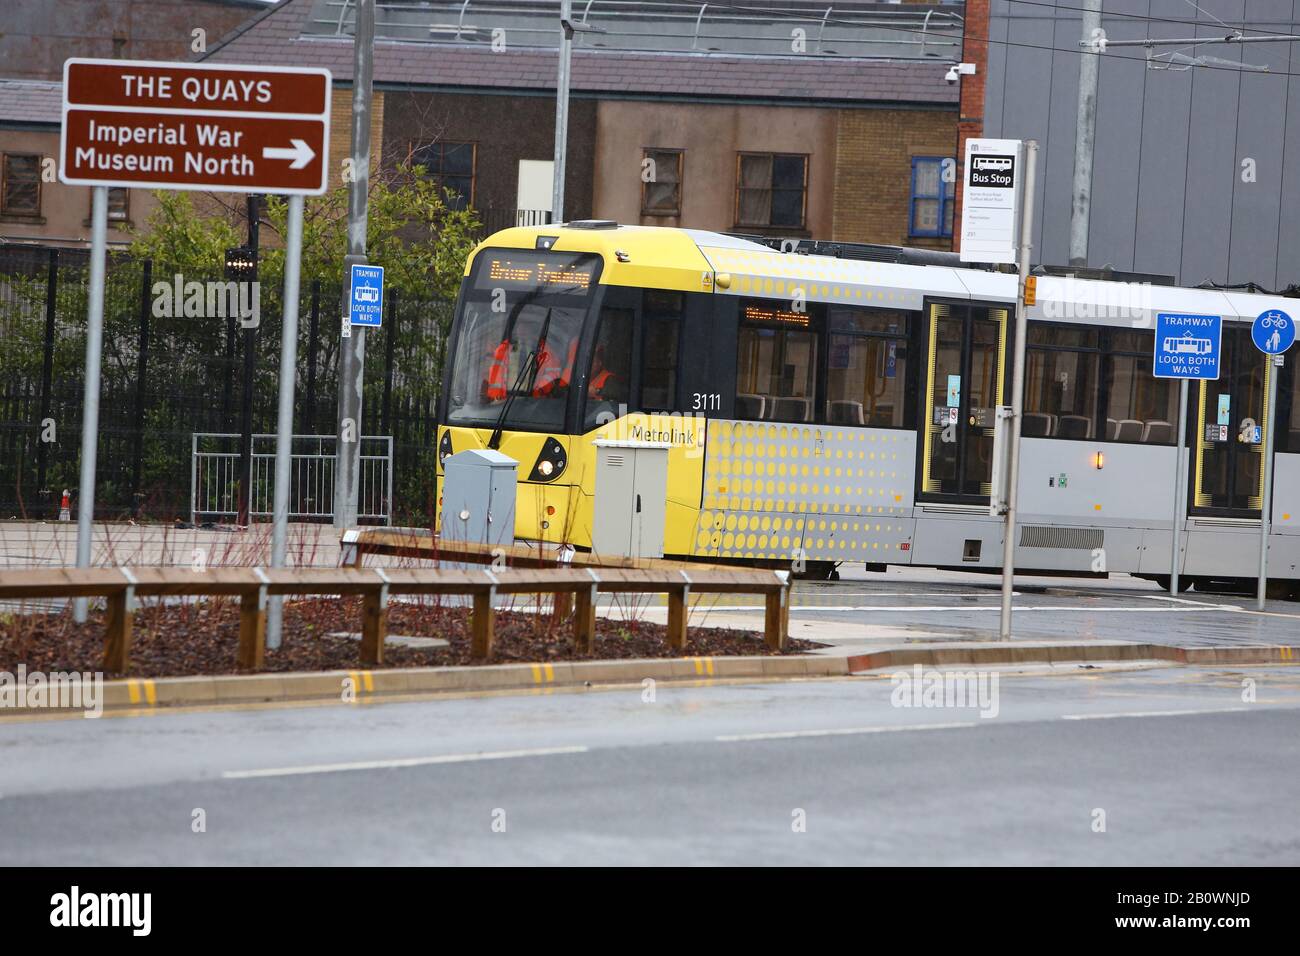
[
  {"x1": 125, "y1": 679, "x2": 157, "y2": 707},
  {"x1": 347, "y1": 671, "x2": 374, "y2": 698},
  {"x1": 531, "y1": 664, "x2": 556, "y2": 684}
]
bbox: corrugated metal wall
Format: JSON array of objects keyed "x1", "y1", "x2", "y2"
[{"x1": 984, "y1": 0, "x2": 1300, "y2": 290}]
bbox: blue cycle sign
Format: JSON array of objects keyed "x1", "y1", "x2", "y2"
[
  {"x1": 1252, "y1": 309, "x2": 1294, "y2": 355},
  {"x1": 1153, "y1": 312, "x2": 1221, "y2": 380},
  {"x1": 348, "y1": 263, "x2": 384, "y2": 328}
]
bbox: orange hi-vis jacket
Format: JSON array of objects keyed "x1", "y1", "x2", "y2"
[
  {"x1": 532, "y1": 339, "x2": 579, "y2": 397},
  {"x1": 485, "y1": 340, "x2": 510, "y2": 401}
]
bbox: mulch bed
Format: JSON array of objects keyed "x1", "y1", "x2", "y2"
[{"x1": 0, "y1": 596, "x2": 820, "y2": 679}]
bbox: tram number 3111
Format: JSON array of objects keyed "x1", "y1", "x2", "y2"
[{"x1": 692, "y1": 393, "x2": 721, "y2": 411}]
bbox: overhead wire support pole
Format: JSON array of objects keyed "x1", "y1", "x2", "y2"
[
  {"x1": 334, "y1": 0, "x2": 374, "y2": 530},
  {"x1": 552, "y1": 0, "x2": 574, "y2": 224},
  {"x1": 1069, "y1": 0, "x2": 1101, "y2": 268},
  {"x1": 998, "y1": 140, "x2": 1039, "y2": 642}
]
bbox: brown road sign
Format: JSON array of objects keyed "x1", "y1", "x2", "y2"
[{"x1": 60, "y1": 59, "x2": 331, "y2": 195}]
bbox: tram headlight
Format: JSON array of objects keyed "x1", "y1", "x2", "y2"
[
  {"x1": 438, "y1": 430, "x2": 453, "y2": 467},
  {"x1": 528, "y1": 437, "x2": 567, "y2": 482}
]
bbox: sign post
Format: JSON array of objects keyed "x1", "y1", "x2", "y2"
[
  {"x1": 960, "y1": 136, "x2": 1038, "y2": 640},
  {"x1": 59, "y1": 58, "x2": 329, "y2": 634},
  {"x1": 265, "y1": 194, "x2": 306, "y2": 645},
  {"x1": 71, "y1": 185, "x2": 108, "y2": 623},
  {"x1": 1153, "y1": 312, "x2": 1222, "y2": 595},
  {"x1": 958, "y1": 138, "x2": 1036, "y2": 640},
  {"x1": 1251, "y1": 308, "x2": 1294, "y2": 609}
]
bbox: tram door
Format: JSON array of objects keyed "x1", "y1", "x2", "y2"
[
  {"x1": 1192, "y1": 327, "x2": 1272, "y2": 516},
  {"x1": 919, "y1": 302, "x2": 1008, "y2": 502}
]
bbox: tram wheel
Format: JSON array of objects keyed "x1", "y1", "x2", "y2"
[
  {"x1": 795, "y1": 560, "x2": 838, "y2": 581},
  {"x1": 1152, "y1": 575, "x2": 1193, "y2": 593}
]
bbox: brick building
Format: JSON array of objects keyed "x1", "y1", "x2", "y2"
[
  {"x1": 203, "y1": 0, "x2": 965, "y2": 249},
  {"x1": 0, "y1": 0, "x2": 272, "y2": 246}
]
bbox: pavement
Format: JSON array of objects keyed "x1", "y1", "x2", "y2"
[
  {"x1": 613, "y1": 563, "x2": 1300, "y2": 652},
  {"x1": 1, "y1": 663, "x2": 1297, "y2": 865}
]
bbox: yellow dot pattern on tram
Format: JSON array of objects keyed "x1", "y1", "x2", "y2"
[{"x1": 694, "y1": 419, "x2": 914, "y2": 561}]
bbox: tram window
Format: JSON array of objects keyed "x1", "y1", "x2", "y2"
[
  {"x1": 826, "y1": 307, "x2": 910, "y2": 428},
  {"x1": 1104, "y1": 331, "x2": 1177, "y2": 444},
  {"x1": 1286, "y1": 357, "x2": 1300, "y2": 453},
  {"x1": 736, "y1": 320, "x2": 818, "y2": 423},
  {"x1": 829, "y1": 308, "x2": 908, "y2": 337},
  {"x1": 1028, "y1": 325, "x2": 1099, "y2": 350},
  {"x1": 446, "y1": 299, "x2": 585, "y2": 431},
  {"x1": 583, "y1": 308, "x2": 633, "y2": 430},
  {"x1": 1024, "y1": 325, "x2": 1101, "y2": 439},
  {"x1": 641, "y1": 291, "x2": 682, "y2": 411}
]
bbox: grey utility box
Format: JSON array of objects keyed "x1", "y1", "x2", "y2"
[
  {"x1": 441, "y1": 449, "x2": 517, "y2": 548},
  {"x1": 592, "y1": 440, "x2": 669, "y2": 559}
]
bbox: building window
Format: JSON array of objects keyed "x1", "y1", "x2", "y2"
[
  {"x1": 107, "y1": 187, "x2": 129, "y2": 221},
  {"x1": 735, "y1": 153, "x2": 807, "y2": 229},
  {"x1": 641, "y1": 148, "x2": 683, "y2": 216},
  {"x1": 89, "y1": 187, "x2": 129, "y2": 223},
  {"x1": 735, "y1": 299, "x2": 819, "y2": 422},
  {"x1": 1, "y1": 153, "x2": 41, "y2": 217},
  {"x1": 826, "y1": 306, "x2": 912, "y2": 429},
  {"x1": 410, "y1": 141, "x2": 476, "y2": 209},
  {"x1": 909, "y1": 156, "x2": 954, "y2": 238}
]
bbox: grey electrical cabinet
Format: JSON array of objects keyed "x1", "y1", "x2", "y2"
[
  {"x1": 441, "y1": 449, "x2": 517, "y2": 548},
  {"x1": 592, "y1": 440, "x2": 669, "y2": 559}
]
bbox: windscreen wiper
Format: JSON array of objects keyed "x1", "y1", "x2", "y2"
[
  {"x1": 487, "y1": 309, "x2": 552, "y2": 450},
  {"x1": 488, "y1": 347, "x2": 537, "y2": 450}
]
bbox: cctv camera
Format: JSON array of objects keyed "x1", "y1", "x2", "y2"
[{"x1": 945, "y1": 66, "x2": 959, "y2": 85}]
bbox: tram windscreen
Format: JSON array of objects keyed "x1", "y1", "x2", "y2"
[{"x1": 446, "y1": 251, "x2": 601, "y2": 431}]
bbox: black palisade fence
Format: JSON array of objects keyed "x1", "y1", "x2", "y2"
[{"x1": 0, "y1": 243, "x2": 450, "y2": 525}]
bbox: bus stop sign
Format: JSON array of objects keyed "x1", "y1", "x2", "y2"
[
  {"x1": 1154, "y1": 312, "x2": 1222, "y2": 380},
  {"x1": 1252, "y1": 309, "x2": 1294, "y2": 355}
]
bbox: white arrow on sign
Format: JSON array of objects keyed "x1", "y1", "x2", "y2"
[{"x1": 262, "y1": 139, "x2": 315, "y2": 170}]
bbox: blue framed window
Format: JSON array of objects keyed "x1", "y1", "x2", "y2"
[{"x1": 909, "y1": 156, "x2": 955, "y2": 238}]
